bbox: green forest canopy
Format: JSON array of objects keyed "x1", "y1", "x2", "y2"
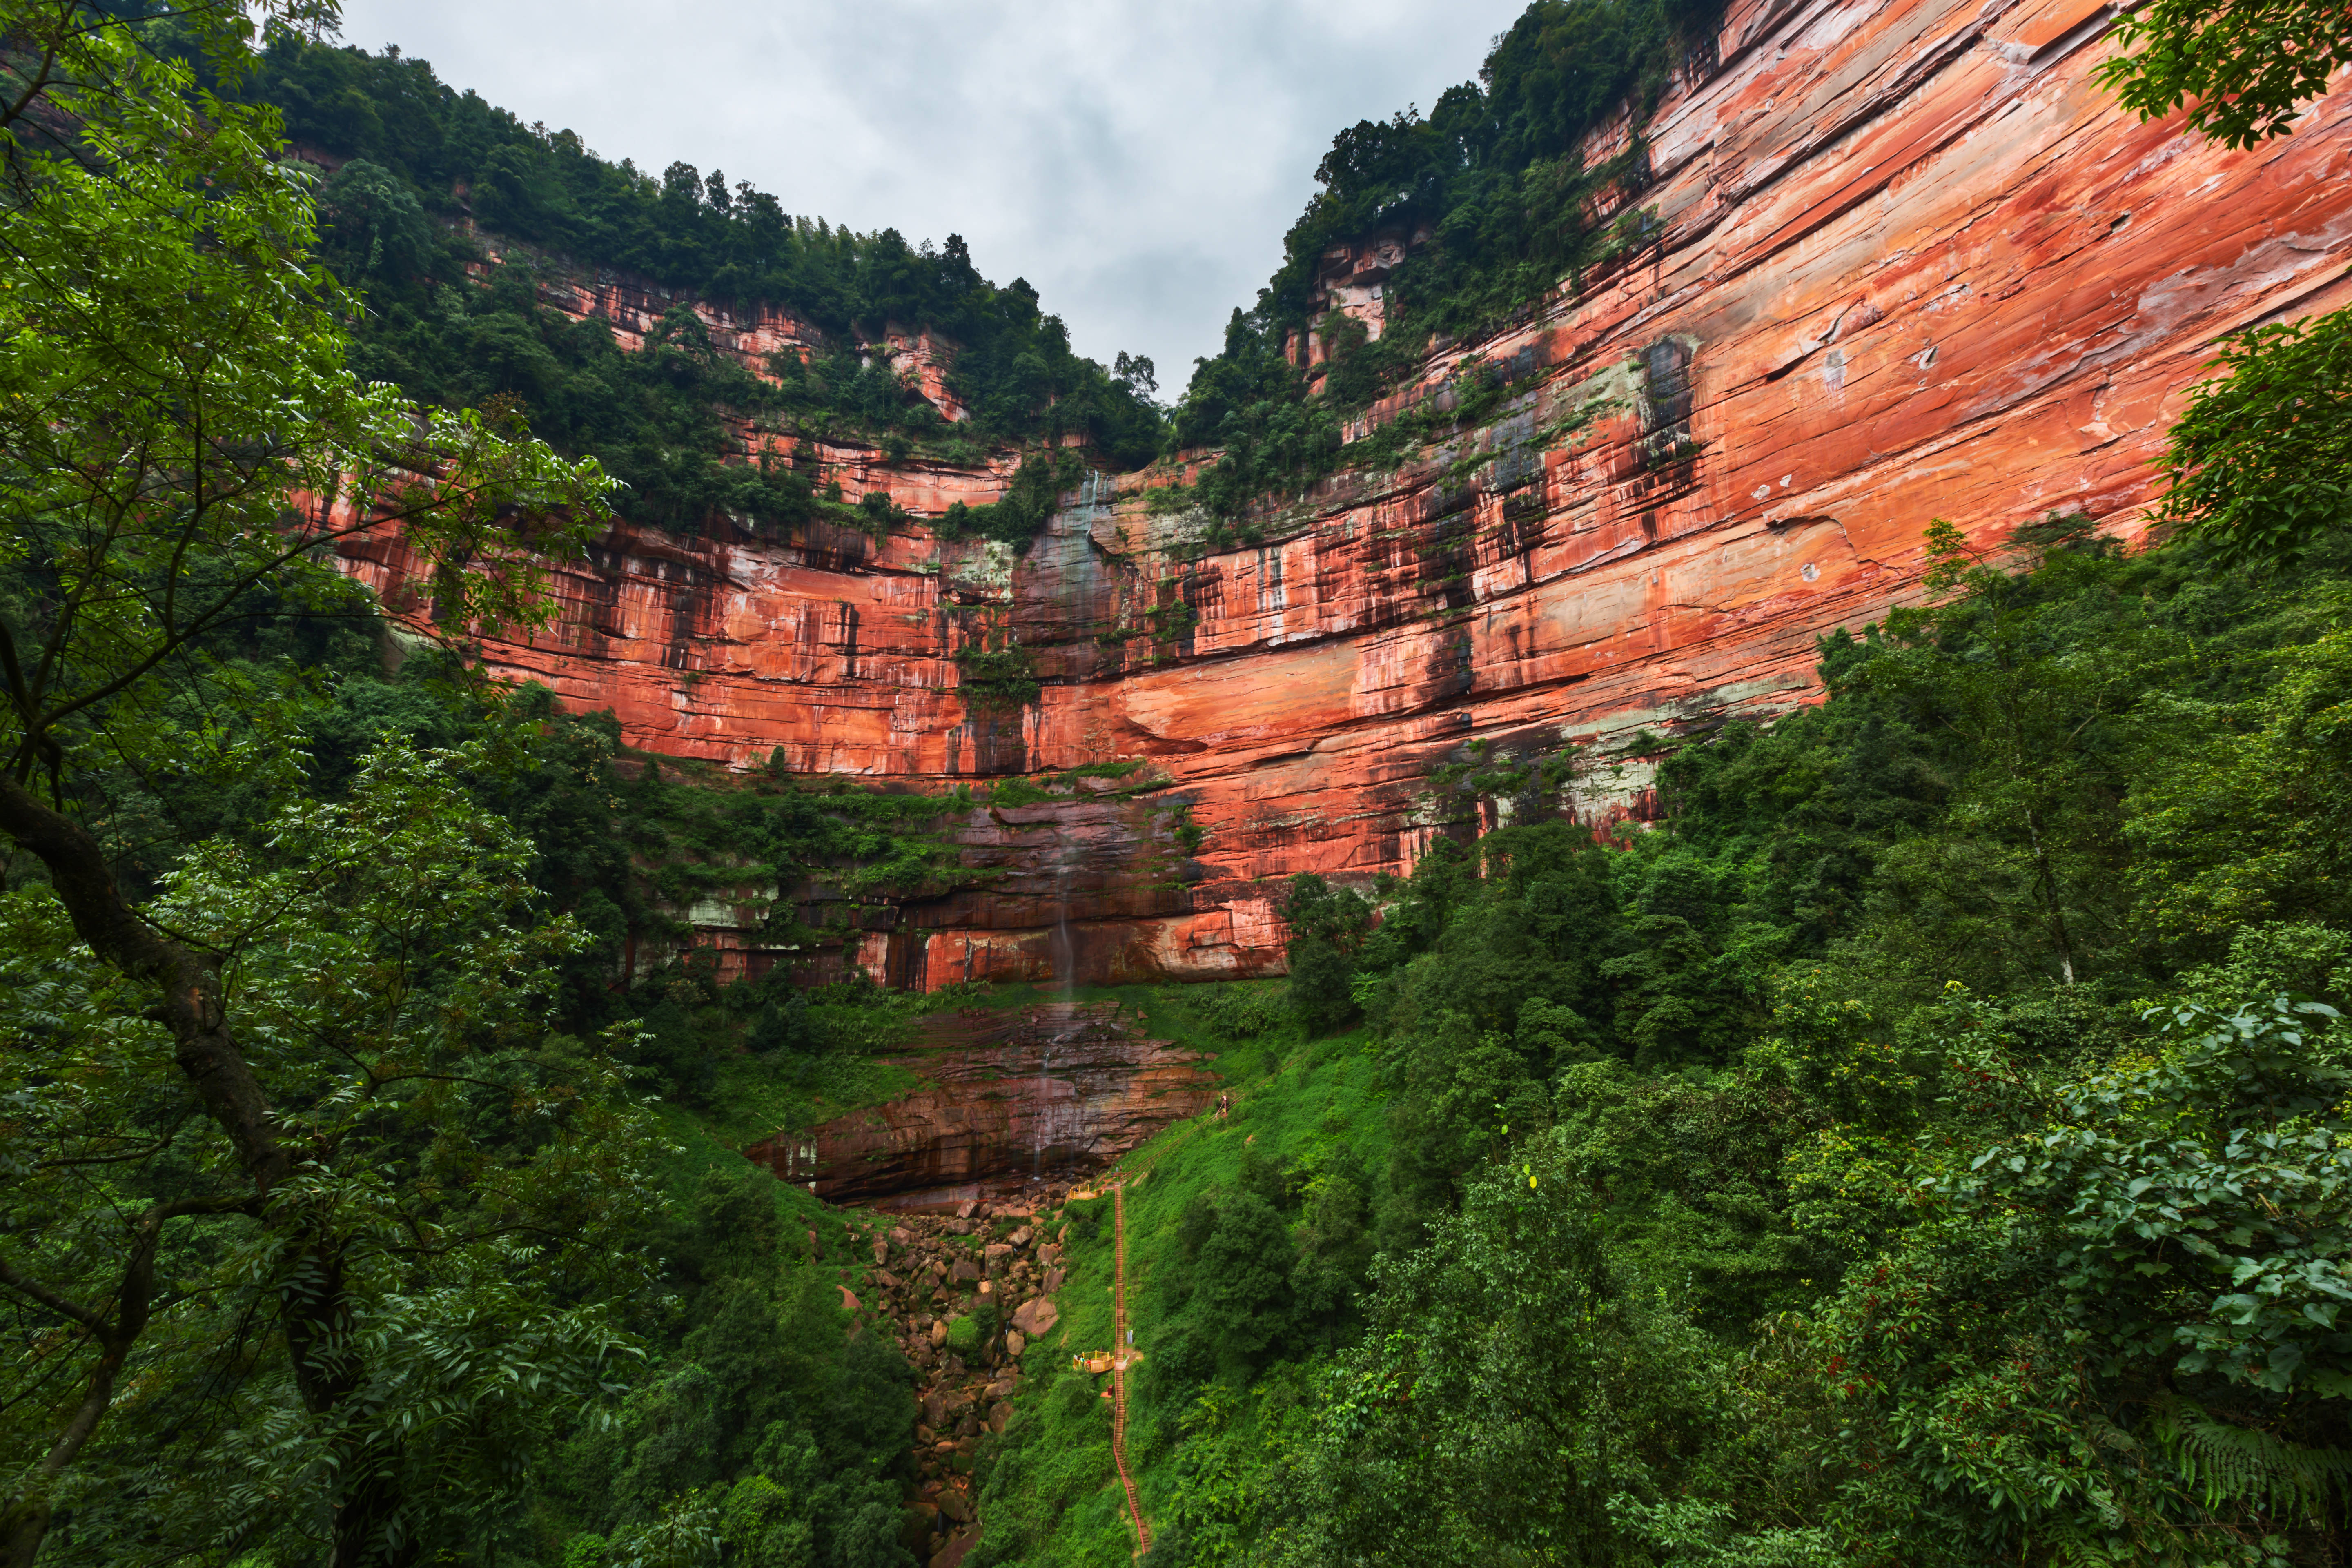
[
  {"x1": 4, "y1": 0, "x2": 2352, "y2": 1565},
  {"x1": 243, "y1": 30, "x2": 1165, "y2": 543}
]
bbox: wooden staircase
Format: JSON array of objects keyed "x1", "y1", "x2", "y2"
[{"x1": 1111, "y1": 1180, "x2": 1150, "y2": 1557}]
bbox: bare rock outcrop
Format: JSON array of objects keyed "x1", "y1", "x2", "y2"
[
  {"x1": 748, "y1": 1001, "x2": 1214, "y2": 1203},
  {"x1": 332, "y1": 0, "x2": 2352, "y2": 988}
]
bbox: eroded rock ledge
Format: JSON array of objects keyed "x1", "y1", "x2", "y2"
[{"x1": 748, "y1": 1001, "x2": 1216, "y2": 1204}]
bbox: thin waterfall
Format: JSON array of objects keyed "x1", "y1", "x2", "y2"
[{"x1": 1032, "y1": 470, "x2": 1108, "y2": 1189}]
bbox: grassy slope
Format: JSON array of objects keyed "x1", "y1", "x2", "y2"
[
  {"x1": 646, "y1": 976, "x2": 1350, "y2": 1561},
  {"x1": 659, "y1": 1043, "x2": 927, "y2": 1263},
  {"x1": 975, "y1": 981, "x2": 1379, "y2": 1566}
]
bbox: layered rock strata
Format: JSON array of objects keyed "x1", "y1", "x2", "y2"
[
  {"x1": 336, "y1": 0, "x2": 2352, "y2": 986},
  {"x1": 746, "y1": 1002, "x2": 1216, "y2": 1203},
  {"x1": 675, "y1": 773, "x2": 1212, "y2": 990}
]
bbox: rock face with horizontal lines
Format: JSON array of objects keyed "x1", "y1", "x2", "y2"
[
  {"x1": 747, "y1": 1001, "x2": 1216, "y2": 1203},
  {"x1": 336, "y1": 0, "x2": 2352, "y2": 986}
]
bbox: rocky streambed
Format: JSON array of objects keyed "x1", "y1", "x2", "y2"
[
  {"x1": 757, "y1": 998, "x2": 1197, "y2": 1562},
  {"x1": 849, "y1": 1190, "x2": 1085, "y2": 1567}
]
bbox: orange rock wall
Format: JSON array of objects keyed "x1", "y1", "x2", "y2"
[
  {"x1": 747, "y1": 1002, "x2": 1218, "y2": 1203},
  {"x1": 336, "y1": 0, "x2": 2352, "y2": 987}
]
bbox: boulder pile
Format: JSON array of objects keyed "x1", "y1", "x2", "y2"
[{"x1": 859, "y1": 1193, "x2": 1074, "y2": 1567}]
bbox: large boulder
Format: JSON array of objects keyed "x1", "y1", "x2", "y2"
[{"x1": 1010, "y1": 1296, "x2": 1058, "y2": 1338}]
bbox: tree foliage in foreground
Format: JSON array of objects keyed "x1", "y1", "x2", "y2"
[
  {"x1": 0, "y1": 6, "x2": 643, "y2": 1563},
  {"x1": 2096, "y1": 0, "x2": 2352, "y2": 149},
  {"x1": 1, "y1": 742, "x2": 664, "y2": 1563}
]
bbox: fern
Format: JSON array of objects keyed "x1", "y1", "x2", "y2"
[{"x1": 2149, "y1": 1393, "x2": 2352, "y2": 1520}]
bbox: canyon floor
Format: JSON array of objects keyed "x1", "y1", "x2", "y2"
[{"x1": 840, "y1": 1185, "x2": 1135, "y2": 1567}]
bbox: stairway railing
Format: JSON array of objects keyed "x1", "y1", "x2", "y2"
[{"x1": 1110, "y1": 1180, "x2": 1150, "y2": 1557}]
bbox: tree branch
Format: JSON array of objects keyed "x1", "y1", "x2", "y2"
[
  {"x1": 0, "y1": 769, "x2": 290, "y2": 1193},
  {"x1": 0, "y1": 1256, "x2": 105, "y2": 1332}
]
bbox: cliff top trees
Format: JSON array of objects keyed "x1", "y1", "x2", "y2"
[{"x1": 254, "y1": 39, "x2": 1167, "y2": 474}]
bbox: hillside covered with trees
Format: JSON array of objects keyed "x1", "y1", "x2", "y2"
[
  {"x1": 249, "y1": 28, "x2": 1167, "y2": 543},
  {"x1": 4, "y1": 0, "x2": 2352, "y2": 1566}
]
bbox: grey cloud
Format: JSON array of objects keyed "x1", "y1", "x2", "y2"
[{"x1": 332, "y1": 0, "x2": 1527, "y2": 393}]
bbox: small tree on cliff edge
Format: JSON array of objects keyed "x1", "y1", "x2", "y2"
[
  {"x1": 1279, "y1": 873, "x2": 1375, "y2": 1035},
  {"x1": 2097, "y1": 0, "x2": 2352, "y2": 565},
  {"x1": 0, "y1": 4, "x2": 635, "y2": 1563}
]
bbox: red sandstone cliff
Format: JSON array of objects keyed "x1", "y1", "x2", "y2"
[
  {"x1": 335, "y1": 0, "x2": 2352, "y2": 987},
  {"x1": 747, "y1": 1001, "x2": 1217, "y2": 1203}
]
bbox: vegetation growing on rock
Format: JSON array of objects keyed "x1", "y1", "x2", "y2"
[{"x1": 5, "y1": 0, "x2": 2352, "y2": 1565}]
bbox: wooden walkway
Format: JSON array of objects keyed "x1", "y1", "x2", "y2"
[{"x1": 1111, "y1": 1181, "x2": 1150, "y2": 1557}]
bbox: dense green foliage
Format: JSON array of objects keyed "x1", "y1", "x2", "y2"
[
  {"x1": 1, "y1": 741, "x2": 670, "y2": 1563},
  {"x1": 979, "y1": 520, "x2": 2352, "y2": 1568},
  {"x1": 252, "y1": 35, "x2": 1165, "y2": 490},
  {"x1": 536, "y1": 1166, "x2": 920, "y2": 1568}
]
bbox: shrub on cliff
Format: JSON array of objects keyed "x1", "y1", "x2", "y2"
[
  {"x1": 937, "y1": 448, "x2": 1087, "y2": 551},
  {"x1": 1276, "y1": 874, "x2": 1374, "y2": 1036},
  {"x1": 953, "y1": 644, "x2": 1043, "y2": 710}
]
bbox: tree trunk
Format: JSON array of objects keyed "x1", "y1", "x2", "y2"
[
  {"x1": 0, "y1": 772, "x2": 290, "y2": 1186},
  {"x1": 2021, "y1": 805, "x2": 2079, "y2": 986},
  {"x1": 0, "y1": 773, "x2": 293, "y2": 1560},
  {"x1": 0, "y1": 1195, "x2": 234, "y2": 1568}
]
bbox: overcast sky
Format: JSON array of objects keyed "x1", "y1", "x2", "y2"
[{"x1": 331, "y1": 0, "x2": 1527, "y2": 396}]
